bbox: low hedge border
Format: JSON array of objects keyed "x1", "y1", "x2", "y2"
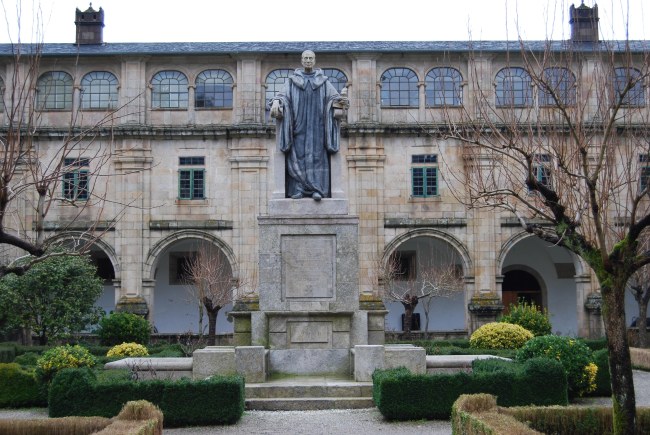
[
  {"x1": 0, "y1": 400, "x2": 163, "y2": 435},
  {"x1": 0, "y1": 363, "x2": 47, "y2": 408},
  {"x1": 49, "y1": 368, "x2": 244, "y2": 427},
  {"x1": 502, "y1": 404, "x2": 650, "y2": 435},
  {"x1": 373, "y1": 357, "x2": 568, "y2": 420},
  {"x1": 451, "y1": 394, "x2": 541, "y2": 435}
]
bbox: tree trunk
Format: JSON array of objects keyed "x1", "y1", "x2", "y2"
[
  {"x1": 401, "y1": 296, "x2": 419, "y2": 339},
  {"x1": 602, "y1": 284, "x2": 636, "y2": 435},
  {"x1": 637, "y1": 298, "x2": 649, "y2": 348},
  {"x1": 206, "y1": 308, "x2": 219, "y2": 346}
]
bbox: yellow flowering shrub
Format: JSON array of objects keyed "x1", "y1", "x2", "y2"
[
  {"x1": 582, "y1": 362, "x2": 598, "y2": 394},
  {"x1": 107, "y1": 342, "x2": 149, "y2": 358},
  {"x1": 469, "y1": 322, "x2": 534, "y2": 350},
  {"x1": 36, "y1": 344, "x2": 96, "y2": 382}
]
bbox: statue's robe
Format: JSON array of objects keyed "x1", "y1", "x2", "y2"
[{"x1": 272, "y1": 68, "x2": 341, "y2": 198}]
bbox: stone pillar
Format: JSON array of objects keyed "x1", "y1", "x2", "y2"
[
  {"x1": 348, "y1": 54, "x2": 379, "y2": 123},
  {"x1": 584, "y1": 292, "x2": 605, "y2": 339},
  {"x1": 120, "y1": 59, "x2": 147, "y2": 124},
  {"x1": 234, "y1": 56, "x2": 263, "y2": 123},
  {"x1": 467, "y1": 291, "x2": 504, "y2": 334}
]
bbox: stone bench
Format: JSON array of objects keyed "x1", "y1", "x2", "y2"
[
  {"x1": 104, "y1": 357, "x2": 193, "y2": 380},
  {"x1": 426, "y1": 355, "x2": 512, "y2": 373}
]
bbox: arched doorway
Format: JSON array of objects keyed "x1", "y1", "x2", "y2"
[
  {"x1": 147, "y1": 234, "x2": 236, "y2": 334},
  {"x1": 502, "y1": 269, "x2": 543, "y2": 313},
  {"x1": 383, "y1": 235, "x2": 468, "y2": 333}
]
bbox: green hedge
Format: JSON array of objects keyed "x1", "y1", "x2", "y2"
[
  {"x1": 0, "y1": 363, "x2": 47, "y2": 407},
  {"x1": 0, "y1": 345, "x2": 16, "y2": 363},
  {"x1": 49, "y1": 368, "x2": 244, "y2": 427},
  {"x1": 373, "y1": 357, "x2": 568, "y2": 420}
]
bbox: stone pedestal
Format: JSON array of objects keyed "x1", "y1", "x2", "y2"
[
  {"x1": 254, "y1": 204, "x2": 362, "y2": 376},
  {"x1": 468, "y1": 292, "x2": 504, "y2": 334}
]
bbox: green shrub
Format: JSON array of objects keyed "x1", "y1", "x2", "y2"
[
  {"x1": 516, "y1": 335, "x2": 596, "y2": 397},
  {"x1": 470, "y1": 322, "x2": 533, "y2": 350},
  {"x1": 36, "y1": 344, "x2": 96, "y2": 382},
  {"x1": 582, "y1": 338, "x2": 608, "y2": 351},
  {"x1": 373, "y1": 357, "x2": 567, "y2": 420},
  {"x1": 0, "y1": 345, "x2": 16, "y2": 363},
  {"x1": 48, "y1": 368, "x2": 245, "y2": 427},
  {"x1": 500, "y1": 300, "x2": 552, "y2": 336},
  {"x1": 97, "y1": 312, "x2": 151, "y2": 346},
  {"x1": 0, "y1": 363, "x2": 47, "y2": 407},
  {"x1": 14, "y1": 352, "x2": 40, "y2": 367},
  {"x1": 107, "y1": 342, "x2": 149, "y2": 357}
]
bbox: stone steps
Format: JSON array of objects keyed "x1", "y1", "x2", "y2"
[{"x1": 245, "y1": 378, "x2": 374, "y2": 411}]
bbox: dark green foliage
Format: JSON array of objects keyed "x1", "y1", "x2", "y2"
[
  {"x1": 48, "y1": 367, "x2": 96, "y2": 417},
  {"x1": 96, "y1": 312, "x2": 151, "y2": 346},
  {"x1": 516, "y1": 335, "x2": 596, "y2": 397},
  {"x1": 588, "y1": 349, "x2": 612, "y2": 397},
  {"x1": 582, "y1": 338, "x2": 608, "y2": 351},
  {"x1": 0, "y1": 363, "x2": 47, "y2": 407},
  {"x1": 373, "y1": 358, "x2": 568, "y2": 420},
  {"x1": 0, "y1": 254, "x2": 104, "y2": 345},
  {"x1": 48, "y1": 368, "x2": 245, "y2": 427},
  {"x1": 150, "y1": 347, "x2": 185, "y2": 358},
  {"x1": 13, "y1": 352, "x2": 39, "y2": 367},
  {"x1": 0, "y1": 345, "x2": 16, "y2": 363}
]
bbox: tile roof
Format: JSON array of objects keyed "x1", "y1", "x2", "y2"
[{"x1": 0, "y1": 40, "x2": 648, "y2": 57}]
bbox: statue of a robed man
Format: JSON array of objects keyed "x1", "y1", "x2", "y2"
[{"x1": 269, "y1": 50, "x2": 349, "y2": 201}]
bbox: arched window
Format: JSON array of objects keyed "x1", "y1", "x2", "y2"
[
  {"x1": 80, "y1": 71, "x2": 118, "y2": 110},
  {"x1": 151, "y1": 70, "x2": 188, "y2": 109},
  {"x1": 265, "y1": 69, "x2": 293, "y2": 105},
  {"x1": 495, "y1": 67, "x2": 532, "y2": 107},
  {"x1": 37, "y1": 71, "x2": 73, "y2": 110},
  {"x1": 195, "y1": 69, "x2": 233, "y2": 108},
  {"x1": 425, "y1": 67, "x2": 463, "y2": 107},
  {"x1": 614, "y1": 67, "x2": 645, "y2": 106},
  {"x1": 539, "y1": 67, "x2": 576, "y2": 107},
  {"x1": 322, "y1": 68, "x2": 348, "y2": 93},
  {"x1": 380, "y1": 68, "x2": 419, "y2": 107}
]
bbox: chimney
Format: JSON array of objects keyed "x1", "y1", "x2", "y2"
[
  {"x1": 569, "y1": 2, "x2": 599, "y2": 43},
  {"x1": 75, "y1": 3, "x2": 104, "y2": 45}
]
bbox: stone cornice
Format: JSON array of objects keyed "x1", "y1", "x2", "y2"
[{"x1": 384, "y1": 217, "x2": 467, "y2": 228}]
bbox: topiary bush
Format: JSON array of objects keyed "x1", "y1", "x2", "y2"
[
  {"x1": 500, "y1": 300, "x2": 552, "y2": 336},
  {"x1": 0, "y1": 362, "x2": 47, "y2": 407},
  {"x1": 470, "y1": 322, "x2": 534, "y2": 350},
  {"x1": 516, "y1": 335, "x2": 597, "y2": 397},
  {"x1": 36, "y1": 344, "x2": 96, "y2": 383},
  {"x1": 97, "y1": 312, "x2": 151, "y2": 346},
  {"x1": 107, "y1": 342, "x2": 149, "y2": 358}
]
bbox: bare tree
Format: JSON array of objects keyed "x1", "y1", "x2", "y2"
[
  {"x1": 183, "y1": 243, "x2": 236, "y2": 346},
  {"x1": 437, "y1": 35, "x2": 650, "y2": 433},
  {"x1": 381, "y1": 251, "x2": 464, "y2": 339},
  {"x1": 0, "y1": 4, "x2": 139, "y2": 277}
]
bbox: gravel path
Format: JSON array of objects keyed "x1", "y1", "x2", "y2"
[{"x1": 4, "y1": 370, "x2": 650, "y2": 435}]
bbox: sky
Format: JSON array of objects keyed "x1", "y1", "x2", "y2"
[{"x1": 0, "y1": 0, "x2": 647, "y2": 44}]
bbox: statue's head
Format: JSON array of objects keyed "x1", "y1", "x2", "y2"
[{"x1": 301, "y1": 50, "x2": 316, "y2": 71}]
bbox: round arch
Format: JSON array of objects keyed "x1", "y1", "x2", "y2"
[
  {"x1": 46, "y1": 232, "x2": 120, "y2": 279},
  {"x1": 144, "y1": 230, "x2": 238, "y2": 282},
  {"x1": 497, "y1": 230, "x2": 587, "y2": 277},
  {"x1": 383, "y1": 228, "x2": 473, "y2": 275}
]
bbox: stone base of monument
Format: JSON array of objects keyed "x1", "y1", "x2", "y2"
[{"x1": 189, "y1": 344, "x2": 426, "y2": 383}]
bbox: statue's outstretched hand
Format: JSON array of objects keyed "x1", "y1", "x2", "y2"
[{"x1": 270, "y1": 100, "x2": 283, "y2": 119}]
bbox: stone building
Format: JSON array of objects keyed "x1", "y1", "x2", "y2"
[{"x1": 0, "y1": 4, "x2": 644, "y2": 339}]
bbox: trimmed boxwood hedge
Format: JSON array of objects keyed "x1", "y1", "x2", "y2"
[
  {"x1": 373, "y1": 357, "x2": 568, "y2": 420},
  {"x1": 49, "y1": 368, "x2": 244, "y2": 427},
  {"x1": 0, "y1": 363, "x2": 47, "y2": 407}
]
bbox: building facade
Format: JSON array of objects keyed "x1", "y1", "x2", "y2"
[{"x1": 0, "y1": 4, "x2": 644, "y2": 338}]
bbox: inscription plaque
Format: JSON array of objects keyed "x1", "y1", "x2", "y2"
[
  {"x1": 281, "y1": 235, "x2": 335, "y2": 299},
  {"x1": 289, "y1": 322, "x2": 332, "y2": 344}
]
